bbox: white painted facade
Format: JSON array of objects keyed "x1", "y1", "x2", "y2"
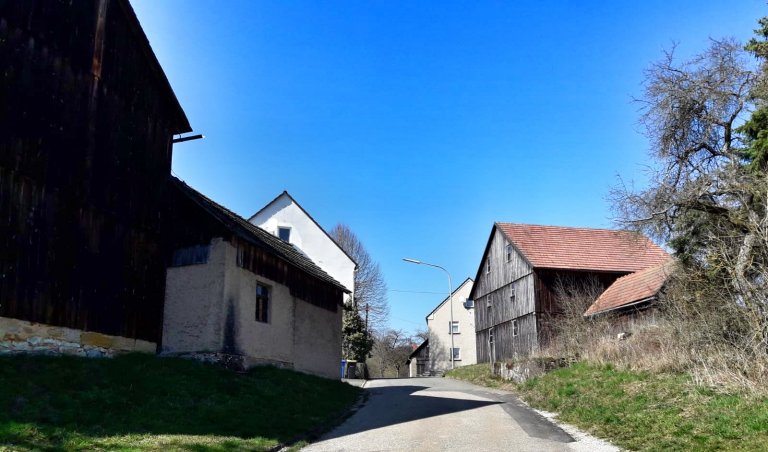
[
  {"x1": 249, "y1": 192, "x2": 356, "y2": 303},
  {"x1": 426, "y1": 278, "x2": 476, "y2": 374}
]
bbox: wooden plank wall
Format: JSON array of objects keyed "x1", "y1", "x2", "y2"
[
  {"x1": 472, "y1": 227, "x2": 532, "y2": 300},
  {"x1": 476, "y1": 313, "x2": 537, "y2": 363},
  {"x1": 474, "y1": 226, "x2": 537, "y2": 362},
  {"x1": 475, "y1": 274, "x2": 534, "y2": 332},
  {"x1": 0, "y1": 1, "x2": 182, "y2": 343}
]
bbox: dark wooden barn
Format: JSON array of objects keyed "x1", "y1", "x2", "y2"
[
  {"x1": 0, "y1": 0, "x2": 191, "y2": 345},
  {"x1": 470, "y1": 223, "x2": 669, "y2": 363}
]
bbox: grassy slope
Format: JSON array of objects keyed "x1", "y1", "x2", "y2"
[
  {"x1": 447, "y1": 362, "x2": 768, "y2": 451},
  {"x1": 0, "y1": 354, "x2": 361, "y2": 451}
]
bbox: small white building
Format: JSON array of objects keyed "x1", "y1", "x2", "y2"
[
  {"x1": 249, "y1": 192, "x2": 356, "y2": 304},
  {"x1": 162, "y1": 179, "x2": 349, "y2": 379},
  {"x1": 425, "y1": 278, "x2": 476, "y2": 375}
]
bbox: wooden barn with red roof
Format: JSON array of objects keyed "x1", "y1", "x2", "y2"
[{"x1": 469, "y1": 223, "x2": 669, "y2": 363}]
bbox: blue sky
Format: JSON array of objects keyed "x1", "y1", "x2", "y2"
[{"x1": 133, "y1": 1, "x2": 764, "y2": 336}]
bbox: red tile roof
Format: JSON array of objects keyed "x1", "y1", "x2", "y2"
[
  {"x1": 584, "y1": 261, "x2": 675, "y2": 316},
  {"x1": 497, "y1": 223, "x2": 670, "y2": 272}
]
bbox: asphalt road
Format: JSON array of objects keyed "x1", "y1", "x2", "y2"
[{"x1": 302, "y1": 377, "x2": 616, "y2": 452}]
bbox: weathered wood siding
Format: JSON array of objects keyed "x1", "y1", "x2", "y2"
[
  {"x1": 472, "y1": 228, "x2": 532, "y2": 300},
  {"x1": 474, "y1": 226, "x2": 536, "y2": 362},
  {"x1": 475, "y1": 275, "x2": 535, "y2": 331},
  {"x1": 476, "y1": 313, "x2": 537, "y2": 363},
  {"x1": 0, "y1": 0, "x2": 188, "y2": 343}
]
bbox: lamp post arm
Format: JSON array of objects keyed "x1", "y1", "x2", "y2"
[{"x1": 402, "y1": 258, "x2": 455, "y2": 369}]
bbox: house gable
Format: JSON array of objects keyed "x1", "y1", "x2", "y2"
[
  {"x1": 470, "y1": 224, "x2": 533, "y2": 301},
  {"x1": 249, "y1": 192, "x2": 356, "y2": 297},
  {"x1": 425, "y1": 278, "x2": 477, "y2": 371}
]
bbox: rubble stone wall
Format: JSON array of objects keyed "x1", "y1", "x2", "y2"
[{"x1": 0, "y1": 316, "x2": 156, "y2": 357}]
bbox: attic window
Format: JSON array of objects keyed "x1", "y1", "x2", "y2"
[
  {"x1": 278, "y1": 226, "x2": 291, "y2": 242},
  {"x1": 486, "y1": 257, "x2": 491, "y2": 274},
  {"x1": 506, "y1": 244, "x2": 513, "y2": 262}
]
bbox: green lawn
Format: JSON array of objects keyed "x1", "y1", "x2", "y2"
[
  {"x1": 447, "y1": 362, "x2": 768, "y2": 451},
  {"x1": 0, "y1": 354, "x2": 361, "y2": 451}
]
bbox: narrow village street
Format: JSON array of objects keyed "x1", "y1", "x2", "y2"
[{"x1": 303, "y1": 377, "x2": 616, "y2": 452}]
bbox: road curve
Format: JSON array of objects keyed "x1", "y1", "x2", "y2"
[{"x1": 302, "y1": 377, "x2": 616, "y2": 452}]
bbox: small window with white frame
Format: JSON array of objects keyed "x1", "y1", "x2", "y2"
[
  {"x1": 277, "y1": 226, "x2": 291, "y2": 242},
  {"x1": 452, "y1": 347, "x2": 461, "y2": 360},
  {"x1": 512, "y1": 319, "x2": 519, "y2": 337},
  {"x1": 256, "y1": 283, "x2": 270, "y2": 323},
  {"x1": 506, "y1": 243, "x2": 513, "y2": 262},
  {"x1": 486, "y1": 257, "x2": 491, "y2": 274},
  {"x1": 449, "y1": 321, "x2": 460, "y2": 334},
  {"x1": 509, "y1": 282, "x2": 516, "y2": 304}
]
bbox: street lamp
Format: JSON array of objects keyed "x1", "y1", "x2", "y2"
[{"x1": 402, "y1": 258, "x2": 455, "y2": 369}]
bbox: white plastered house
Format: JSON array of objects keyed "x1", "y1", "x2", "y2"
[
  {"x1": 425, "y1": 278, "x2": 476, "y2": 374},
  {"x1": 249, "y1": 192, "x2": 357, "y2": 304}
]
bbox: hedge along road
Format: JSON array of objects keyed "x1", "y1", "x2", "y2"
[{"x1": 302, "y1": 377, "x2": 617, "y2": 452}]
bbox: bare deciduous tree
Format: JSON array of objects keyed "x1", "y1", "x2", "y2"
[
  {"x1": 612, "y1": 36, "x2": 768, "y2": 380},
  {"x1": 330, "y1": 224, "x2": 390, "y2": 334},
  {"x1": 612, "y1": 38, "x2": 755, "y2": 244},
  {"x1": 369, "y1": 329, "x2": 413, "y2": 378}
]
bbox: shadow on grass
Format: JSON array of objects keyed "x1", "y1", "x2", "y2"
[{"x1": 0, "y1": 354, "x2": 361, "y2": 451}]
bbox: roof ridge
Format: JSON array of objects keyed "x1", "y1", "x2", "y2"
[
  {"x1": 495, "y1": 222, "x2": 669, "y2": 273},
  {"x1": 496, "y1": 221, "x2": 639, "y2": 234}
]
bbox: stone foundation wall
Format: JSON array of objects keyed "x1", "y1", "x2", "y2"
[
  {"x1": 0, "y1": 316, "x2": 156, "y2": 357},
  {"x1": 161, "y1": 351, "x2": 294, "y2": 372},
  {"x1": 493, "y1": 357, "x2": 571, "y2": 383}
]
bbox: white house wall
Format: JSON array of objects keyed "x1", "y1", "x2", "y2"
[
  {"x1": 250, "y1": 194, "x2": 355, "y2": 302},
  {"x1": 426, "y1": 279, "x2": 476, "y2": 374}
]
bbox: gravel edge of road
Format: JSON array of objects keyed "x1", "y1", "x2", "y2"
[
  {"x1": 528, "y1": 406, "x2": 621, "y2": 452},
  {"x1": 445, "y1": 377, "x2": 620, "y2": 452}
]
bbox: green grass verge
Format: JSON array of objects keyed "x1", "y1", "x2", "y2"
[
  {"x1": 0, "y1": 353, "x2": 361, "y2": 451},
  {"x1": 447, "y1": 362, "x2": 768, "y2": 451}
]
